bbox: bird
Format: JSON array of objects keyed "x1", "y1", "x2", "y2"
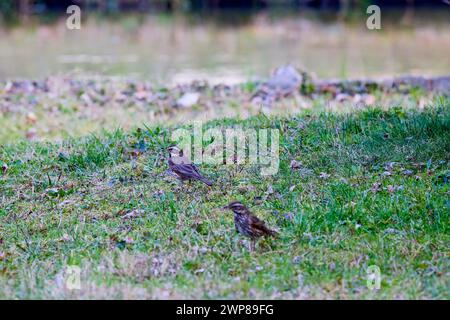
[
  {"x1": 167, "y1": 146, "x2": 213, "y2": 186},
  {"x1": 223, "y1": 201, "x2": 277, "y2": 251}
]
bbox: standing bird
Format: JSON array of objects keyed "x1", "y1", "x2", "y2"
[
  {"x1": 167, "y1": 146, "x2": 213, "y2": 186},
  {"x1": 223, "y1": 201, "x2": 277, "y2": 251}
]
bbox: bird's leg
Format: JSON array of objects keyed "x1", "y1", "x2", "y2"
[
  {"x1": 187, "y1": 179, "x2": 193, "y2": 193},
  {"x1": 174, "y1": 179, "x2": 182, "y2": 192},
  {"x1": 250, "y1": 239, "x2": 255, "y2": 252}
]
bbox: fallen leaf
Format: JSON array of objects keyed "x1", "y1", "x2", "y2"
[
  {"x1": 319, "y1": 172, "x2": 330, "y2": 179},
  {"x1": 253, "y1": 196, "x2": 263, "y2": 205},
  {"x1": 80, "y1": 92, "x2": 93, "y2": 105},
  {"x1": 176, "y1": 92, "x2": 200, "y2": 108},
  {"x1": 290, "y1": 160, "x2": 302, "y2": 169},
  {"x1": 123, "y1": 236, "x2": 134, "y2": 244},
  {"x1": 237, "y1": 185, "x2": 248, "y2": 194},
  {"x1": 194, "y1": 268, "x2": 205, "y2": 274},
  {"x1": 284, "y1": 212, "x2": 294, "y2": 221},
  {"x1": 152, "y1": 190, "x2": 165, "y2": 198},
  {"x1": 371, "y1": 182, "x2": 381, "y2": 193},
  {"x1": 26, "y1": 112, "x2": 37, "y2": 124},
  {"x1": 364, "y1": 94, "x2": 376, "y2": 105},
  {"x1": 266, "y1": 185, "x2": 274, "y2": 195},
  {"x1": 113, "y1": 91, "x2": 127, "y2": 102},
  {"x1": 25, "y1": 128, "x2": 37, "y2": 140},
  {"x1": 58, "y1": 199, "x2": 74, "y2": 208},
  {"x1": 121, "y1": 209, "x2": 145, "y2": 219},
  {"x1": 384, "y1": 162, "x2": 396, "y2": 170},
  {"x1": 335, "y1": 93, "x2": 350, "y2": 102},
  {"x1": 134, "y1": 91, "x2": 148, "y2": 100}
]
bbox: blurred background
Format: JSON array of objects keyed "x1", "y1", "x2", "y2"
[{"x1": 0, "y1": 0, "x2": 449, "y2": 84}]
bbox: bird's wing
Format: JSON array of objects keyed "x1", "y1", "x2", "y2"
[
  {"x1": 249, "y1": 215, "x2": 276, "y2": 236},
  {"x1": 172, "y1": 163, "x2": 205, "y2": 180},
  {"x1": 190, "y1": 162, "x2": 201, "y2": 175}
]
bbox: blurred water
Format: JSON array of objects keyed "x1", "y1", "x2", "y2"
[{"x1": 0, "y1": 9, "x2": 449, "y2": 84}]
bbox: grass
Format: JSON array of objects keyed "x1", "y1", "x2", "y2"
[
  {"x1": 0, "y1": 76, "x2": 440, "y2": 144},
  {"x1": 0, "y1": 100, "x2": 449, "y2": 299}
]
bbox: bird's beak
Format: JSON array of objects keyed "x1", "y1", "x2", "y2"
[{"x1": 222, "y1": 205, "x2": 229, "y2": 210}]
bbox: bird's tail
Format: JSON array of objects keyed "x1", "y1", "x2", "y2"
[
  {"x1": 266, "y1": 228, "x2": 278, "y2": 238},
  {"x1": 200, "y1": 177, "x2": 213, "y2": 186}
]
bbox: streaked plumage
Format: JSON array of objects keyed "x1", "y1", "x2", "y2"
[
  {"x1": 223, "y1": 201, "x2": 277, "y2": 250},
  {"x1": 167, "y1": 146, "x2": 213, "y2": 186}
]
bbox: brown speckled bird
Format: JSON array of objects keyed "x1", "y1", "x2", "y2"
[
  {"x1": 223, "y1": 201, "x2": 277, "y2": 250},
  {"x1": 167, "y1": 146, "x2": 213, "y2": 186}
]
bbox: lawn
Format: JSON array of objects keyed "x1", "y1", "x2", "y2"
[{"x1": 0, "y1": 98, "x2": 449, "y2": 299}]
